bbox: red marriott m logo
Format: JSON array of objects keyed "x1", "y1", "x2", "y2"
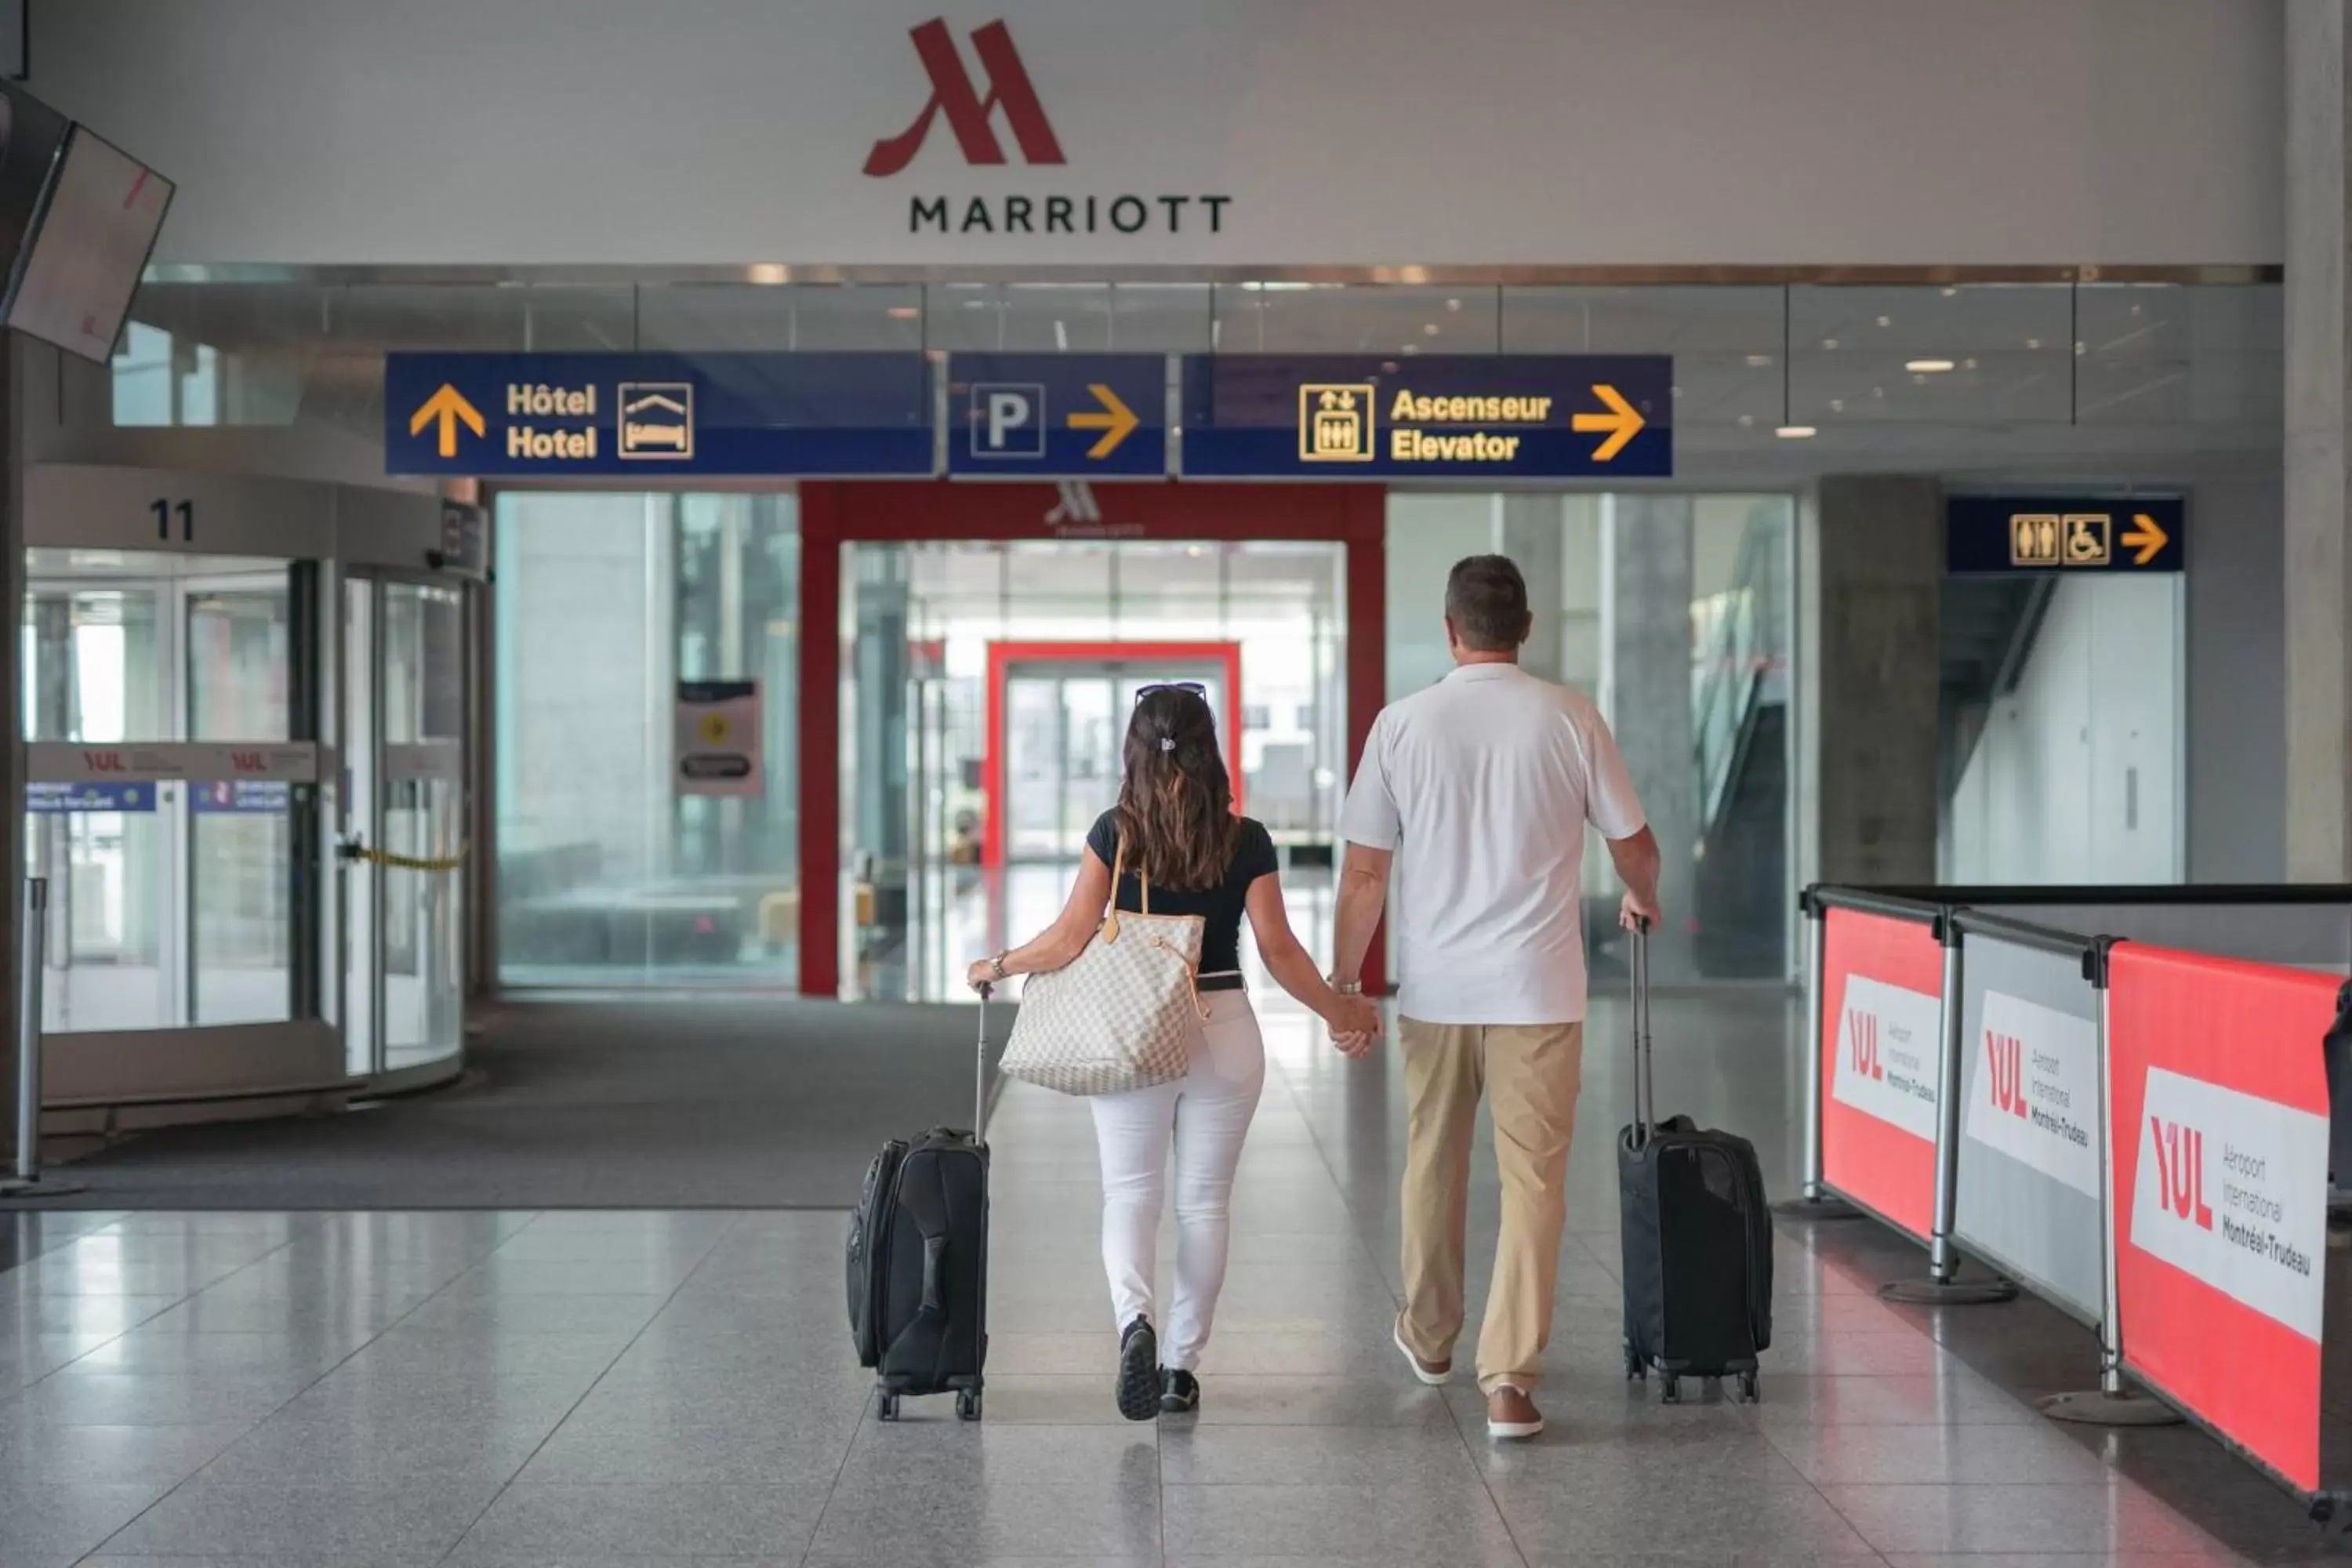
[{"x1": 865, "y1": 18, "x2": 1066, "y2": 178}]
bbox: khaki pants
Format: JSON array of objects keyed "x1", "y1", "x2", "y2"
[{"x1": 1396, "y1": 1016, "x2": 1584, "y2": 1394}]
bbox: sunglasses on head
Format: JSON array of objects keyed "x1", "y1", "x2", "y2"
[{"x1": 1134, "y1": 681, "x2": 1207, "y2": 702}]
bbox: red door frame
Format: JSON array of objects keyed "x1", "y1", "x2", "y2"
[
  {"x1": 983, "y1": 640, "x2": 1245, "y2": 868},
  {"x1": 798, "y1": 479, "x2": 1385, "y2": 998}
]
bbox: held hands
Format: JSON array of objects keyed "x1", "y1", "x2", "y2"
[{"x1": 1326, "y1": 991, "x2": 1381, "y2": 1058}]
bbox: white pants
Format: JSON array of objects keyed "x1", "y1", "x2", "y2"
[{"x1": 1087, "y1": 989, "x2": 1265, "y2": 1371}]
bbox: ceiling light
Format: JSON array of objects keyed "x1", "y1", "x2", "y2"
[
  {"x1": 1875, "y1": 315, "x2": 1892, "y2": 328},
  {"x1": 1775, "y1": 424, "x2": 1817, "y2": 439},
  {"x1": 886, "y1": 306, "x2": 920, "y2": 320},
  {"x1": 1962, "y1": 357, "x2": 1978, "y2": 370},
  {"x1": 1445, "y1": 297, "x2": 1462, "y2": 312},
  {"x1": 1940, "y1": 286, "x2": 1959, "y2": 298},
  {"x1": 1828, "y1": 398, "x2": 1845, "y2": 412},
  {"x1": 1905, "y1": 358, "x2": 1955, "y2": 373},
  {"x1": 1737, "y1": 414, "x2": 1755, "y2": 427},
  {"x1": 1821, "y1": 338, "x2": 1839, "y2": 350},
  {"x1": 747, "y1": 263, "x2": 787, "y2": 285},
  {"x1": 1745, "y1": 354, "x2": 1773, "y2": 368},
  {"x1": 2025, "y1": 337, "x2": 2042, "y2": 350},
  {"x1": 1400, "y1": 344, "x2": 1419, "y2": 355},
  {"x1": 1422, "y1": 323, "x2": 1439, "y2": 337}
]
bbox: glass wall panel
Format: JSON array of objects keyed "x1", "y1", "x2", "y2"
[
  {"x1": 1788, "y1": 284, "x2": 2074, "y2": 426},
  {"x1": 108, "y1": 276, "x2": 2285, "y2": 448},
  {"x1": 1940, "y1": 574, "x2": 2183, "y2": 884},
  {"x1": 495, "y1": 492, "x2": 800, "y2": 988}
]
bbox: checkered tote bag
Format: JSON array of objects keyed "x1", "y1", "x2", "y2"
[{"x1": 999, "y1": 837, "x2": 1205, "y2": 1097}]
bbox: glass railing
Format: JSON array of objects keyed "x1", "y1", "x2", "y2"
[{"x1": 1692, "y1": 518, "x2": 1780, "y2": 831}]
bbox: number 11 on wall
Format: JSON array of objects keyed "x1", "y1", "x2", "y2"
[{"x1": 150, "y1": 499, "x2": 193, "y2": 541}]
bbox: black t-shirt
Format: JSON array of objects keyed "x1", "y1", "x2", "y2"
[{"x1": 1084, "y1": 810, "x2": 1279, "y2": 975}]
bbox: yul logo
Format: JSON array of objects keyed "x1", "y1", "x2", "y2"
[
  {"x1": 1846, "y1": 1009, "x2": 1882, "y2": 1082},
  {"x1": 2148, "y1": 1116, "x2": 2216, "y2": 1231},
  {"x1": 1986, "y1": 1031, "x2": 2027, "y2": 1120},
  {"x1": 865, "y1": 18, "x2": 1065, "y2": 177},
  {"x1": 83, "y1": 752, "x2": 124, "y2": 773}
]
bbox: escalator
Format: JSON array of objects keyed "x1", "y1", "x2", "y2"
[{"x1": 1690, "y1": 517, "x2": 1790, "y2": 978}]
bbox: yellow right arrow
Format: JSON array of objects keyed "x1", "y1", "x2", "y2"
[
  {"x1": 1067, "y1": 383, "x2": 1140, "y2": 459},
  {"x1": 2121, "y1": 511, "x2": 2169, "y2": 567},
  {"x1": 1572, "y1": 383, "x2": 1646, "y2": 462},
  {"x1": 408, "y1": 383, "x2": 486, "y2": 459}
]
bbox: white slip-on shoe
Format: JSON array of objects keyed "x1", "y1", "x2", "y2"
[
  {"x1": 1393, "y1": 1316, "x2": 1452, "y2": 1386},
  {"x1": 1486, "y1": 1382, "x2": 1545, "y2": 1440}
]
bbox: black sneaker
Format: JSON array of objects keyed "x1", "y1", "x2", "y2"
[
  {"x1": 1116, "y1": 1316, "x2": 1160, "y2": 1421},
  {"x1": 1159, "y1": 1367, "x2": 1200, "y2": 1414}
]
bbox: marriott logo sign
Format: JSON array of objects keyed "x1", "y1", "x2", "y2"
[{"x1": 863, "y1": 16, "x2": 1234, "y2": 240}]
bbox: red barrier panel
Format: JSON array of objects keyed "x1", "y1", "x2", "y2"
[
  {"x1": 2108, "y1": 942, "x2": 2339, "y2": 1495},
  {"x1": 1820, "y1": 906, "x2": 1944, "y2": 1241}
]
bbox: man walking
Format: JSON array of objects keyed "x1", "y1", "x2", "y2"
[{"x1": 1329, "y1": 554, "x2": 1661, "y2": 1440}]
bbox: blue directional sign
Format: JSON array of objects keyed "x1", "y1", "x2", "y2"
[
  {"x1": 190, "y1": 780, "x2": 292, "y2": 815},
  {"x1": 946, "y1": 354, "x2": 1164, "y2": 477},
  {"x1": 1947, "y1": 495, "x2": 2185, "y2": 574},
  {"x1": 1179, "y1": 354, "x2": 1673, "y2": 479},
  {"x1": 384, "y1": 353, "x2": 933, "y2": 477},
  {"x1": 26, "y1": 782, "x2": 153, "y2": 814}
]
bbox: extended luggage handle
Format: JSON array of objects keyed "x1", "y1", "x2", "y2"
[
  {"x1": 1629, "y1": 918, "x2": 1655, "y2": 1146},
  {"x1": 972, "y1": 986, "x2": 993, "y2": 1140}
]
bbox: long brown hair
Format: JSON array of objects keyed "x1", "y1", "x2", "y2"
[{"x1": 1113, "y1": 684, "x2": 1237, "y2": 891}]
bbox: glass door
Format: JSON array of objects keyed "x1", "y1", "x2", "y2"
[
  {"x1": 341, "y1": 575, "x2": 468, "y2": 1079},
  {"x1": 184, "y1": 574, "x2": 294, "y2": 1026},
  {"x1": 21, "y1": 554, "x2": 302, "y2": 1034}
]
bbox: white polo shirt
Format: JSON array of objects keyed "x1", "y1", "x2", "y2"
[{"x1": 1341, "y1": 662, "x2": 1646, "y2": 1025}]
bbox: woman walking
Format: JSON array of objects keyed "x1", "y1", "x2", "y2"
[{"x1": 971, "y1": 683, "x2": 1380, "y2": 1420}]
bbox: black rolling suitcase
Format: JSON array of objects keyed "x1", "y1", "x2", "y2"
[
  {"x1": 1616, "y1": 925, "x2": 1774, "y2": 1403},
  {"x1": 847, "y1": 993, "x2": 992, "y2": 1421}
]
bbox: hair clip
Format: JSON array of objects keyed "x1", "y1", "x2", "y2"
[{"x1": 1160, "y1": 737, "x2": 1176, "y2": 752}]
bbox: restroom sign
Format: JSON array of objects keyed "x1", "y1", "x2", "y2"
[
  {"x1": 947, "y1": 354, "x2": 1163, "y2": 477},
  {"x1": 1947, "y1": 495, "x2": 2185, "y2": 573}
]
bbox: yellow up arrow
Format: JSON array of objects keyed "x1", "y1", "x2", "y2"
[
  {"x1": 1572, "y1": 383, "x2": 1645, "y2": 463},
  {"x1": 408, "y1": 384, "x2": 485, "y2": 459},
  {"x1": 1067, "y1": 383, "x2": 1140, "y2": 459},
  {"x1": 2121, "y1": 511, "x2": 2169, "y2": 567}
]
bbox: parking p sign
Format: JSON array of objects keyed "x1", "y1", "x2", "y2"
[
  {"x1": 947, "y1": 354, "x2": 1165, "y2": 477},
  {"x1": 971, "y1": 382, "x2": 1047, "y2": 459}
]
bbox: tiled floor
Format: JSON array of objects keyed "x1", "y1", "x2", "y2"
[{"x1": 0, "y1": 990, "x2": 2340, "y2": 1566}]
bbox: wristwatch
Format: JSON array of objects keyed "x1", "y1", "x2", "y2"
[
  {"x1": 1331, "y1": 978, "x2": 1363, "y2": 996},
  {"x1": 988, "y1": 953, "x2": 1009, "y2": 982}
]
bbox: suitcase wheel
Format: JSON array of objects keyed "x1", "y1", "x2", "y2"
[
  {"x1": 1622, "y1": 1343, "x2": 1645, "y2": 1381},
  {"x1": 1659, "y1": 1376, "x2": 1682, "y2": 1405},
  {"x1": 875, "y1": 1391, "x2": 901, "y2": 1421},
  {"x1": 956, "y1": 1388, "x2": 983, "y2": 1422},
  {"x1": 1737, "y1": 1371, "x2": 1760, "y2": 1404}
]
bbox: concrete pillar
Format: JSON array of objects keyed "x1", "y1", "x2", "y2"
[
  {"x1": 1814, "y1": 476, "x2": 1942, "y2": 887},
  {"x1": 1499, "y1": 494, "x2": 1565, "y2": 683},
  {"x1": 1, "y1": 340, "x2": 22, "y2": 1160},
  {"x1": 2285, "y1": 0, "x2": 2352, "y2": 880},
  {"x1": 1601, "y1": 494, "x2": 1695, "y2": 981}
]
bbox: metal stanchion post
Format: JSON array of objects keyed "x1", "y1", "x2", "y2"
[
  {"x1": 1882, "y1": 917, "x2": 2015, "y2": 1305},
  {"x1": 2, "y1": 877, "x2": 82, "y2": 1200},
  {"x1": 2042, "y1": 950, "x2": 2179, "y2": 1425},
  {"x1": 1775, "y1": 894, "x2": 1858, "y2": 1221}
]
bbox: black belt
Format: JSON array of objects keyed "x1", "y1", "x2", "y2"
[{"x1": 1198, "y1": 972, "x2": 1246, "y2": 993}]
